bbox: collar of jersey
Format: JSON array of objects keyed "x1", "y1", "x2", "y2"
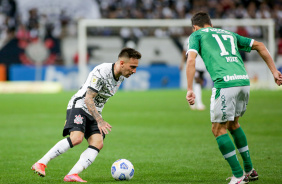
[{"x1": 112, "y1": 63, "x2": 119, "y2": 81}]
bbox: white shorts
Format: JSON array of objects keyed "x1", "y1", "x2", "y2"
[{"x1": 210, "y1": 86, "x2": 250, "y2": 123}]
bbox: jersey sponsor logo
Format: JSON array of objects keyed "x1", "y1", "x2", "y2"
[
  {"x1": 225, "y1": 57, "x2": 238, "y2": 62},
  {"x1": 74, "y1": 114, "x2": 84, "y2": 124},
  {"x1": 223, "y1": 74, "x2": 249, "y2": 82}
]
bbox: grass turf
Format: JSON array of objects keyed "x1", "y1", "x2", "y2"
[{"x1": 0, "y1": 89, "x2": 281, "y2": 184}]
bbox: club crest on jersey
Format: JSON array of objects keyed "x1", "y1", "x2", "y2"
[{"x1": 74, "y1": 115, "x2": 84, "y2": 124}]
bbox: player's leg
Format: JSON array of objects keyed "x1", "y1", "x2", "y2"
[
  {"x1": 228, "y1": 120, "x2": 258, "y2": 181},
  {"x1": 67, "y1": 134, "x2": 102, "y2": 175},
  {"x1": 210, "y1": 87, "x2": 248, "y2": 183},
  {"x1": 64, "y1": 134, "x2": 102, "y2": 182},
  {"x1": 228, "y1": 85, "x2": 257, "y2": 180},
  {"x1": 212, "y1": 122, "x2": 244, "y2": 179},
  {"x1": 31, "y1": 136, "x2": 73, "y2": 177},
  {"x1": 31, "y1": 132, "x2": 83, "y2": 177},
  {"x1": 64, "y1": 118, "x2": 103, "y2": 182},
  {"x1": 32, "y1": 109, "x2": 86, "y2": 177},
  {"x1": 228, "y1": 117, "x2": 253, "y2": 172}
]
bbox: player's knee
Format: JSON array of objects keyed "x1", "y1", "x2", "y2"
[
  {"x1": 212, "y1": 123, "x2": 227, "y2": 137},
  {"x1": 211, "y1": 127, "x2": 219, "y2": 137},
  {"x1": 69, "y1": 135, "x2": 84, "y2": 146},
  {"x1": 69, "y1": 131, "x2": 84, "y2": 146},
  {"x1": 93, "y1": 139, "x2": 104, "y2": 150},
  {"x1": 89, "y1": 142, "x2": 103, "y2": 150},
  {"x1": 96, "y1": 142, "x2": 103, "y2": 150},
  {"x1": 227, "y1": 122, "x2": 240, "y2": 131},
  {"x1": 88, "y1": 133, "x2": 104, "y2": 150},
  {"x1": 71, "y1": 137, "x2": 83, "y2": 146}
]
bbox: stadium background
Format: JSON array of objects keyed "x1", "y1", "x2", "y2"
[
  {"x1": 0, "y1": 1, "x2": 282, "y2": 184},
  {"x1": 0, "y1": 0, "x2": 281, "y2": 91}
]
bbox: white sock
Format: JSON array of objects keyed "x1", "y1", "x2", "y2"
[
  {"x1": 194, "y1": 83, "x2": 203, "y2": 106},
  {"x1": 37, "y1": 138, "x2": 72, "y2": 165},
  {"x1": 68, "y1": 146, "x2": 99, "y2": 175}
]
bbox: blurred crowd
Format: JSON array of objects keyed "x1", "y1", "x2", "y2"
[
  {"x1": 0, "y1": 0, "x2": 281, "y2": 39},
  {"x1": 0, "y1": 0, "x2": 281, "y2": 68},
  {"x1": 97, "y1": 0, "x2": 282, "y2": 38}
]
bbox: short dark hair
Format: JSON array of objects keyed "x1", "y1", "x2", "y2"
[
  {"x1": 191, "y1": 12, "x2": 212, "y2": 27},
  {"x1": 118, "y1": 47, "x2": 142, "y2": 59}
]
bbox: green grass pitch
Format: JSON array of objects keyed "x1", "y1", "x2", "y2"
[{"x1": 0, "y1": 89, "x2": 281, "y2": 184}]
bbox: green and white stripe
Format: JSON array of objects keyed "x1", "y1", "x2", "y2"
[
  {"x1": 223, "y1": 150, "x2": 236, "y2": 159},
  {"x1": 238, "y1": 145, "x2": 249, "y2": 153}
]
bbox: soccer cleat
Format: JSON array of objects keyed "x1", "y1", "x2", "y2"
[
  {"x1": 226, "y1": 175, "x2": 249, "y2": 184},
  {"x1": 31, "y1": 162, "x2": 47, "y2": 177},
  {"x1": 64, "y1": 174, "x2": 87, "y2": 182},
  {"x1": 244, "y1": 169, "x2": 259, "y2": 181}
]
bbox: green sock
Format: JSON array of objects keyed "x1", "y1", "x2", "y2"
[
  {"x1": 231, "y1": 127, "x2": 253, "y2": 173},
  {"x1": 216, "y1": 133, "x2": 243, "y2": 178}
]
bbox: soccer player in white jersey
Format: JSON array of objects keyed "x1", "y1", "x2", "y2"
[
  {"x1": 31, "y1": 48, "x2": 142, "y2": 182},
  {"x1": 180, "y1": 36, "x2": 206, "y2": 110},
  {"x1": 186, "y1": 12, "x2": 282, "y2": 184}
]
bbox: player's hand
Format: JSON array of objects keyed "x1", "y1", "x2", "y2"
[
  {"x1": 97, "y1": 119, "x2": 112, "y2": 135},
  {"x1": 186, "y1": 90, "x2": 195, "y2": 105},
  {"x1": 273, "y1": 70, "x2": 282, "y2": 86}
]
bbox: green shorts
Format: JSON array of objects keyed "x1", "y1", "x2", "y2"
[{"x1": 210, "y1": 86, "x2": 250, "y2": 123}]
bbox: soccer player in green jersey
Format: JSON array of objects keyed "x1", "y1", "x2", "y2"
[{"x1": 185, "y1": 12, "x2": 282, "y2": 184}]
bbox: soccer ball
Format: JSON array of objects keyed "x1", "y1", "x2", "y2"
[{"x1": 111, "y1": 159, "x2": 134, "y2": 181}]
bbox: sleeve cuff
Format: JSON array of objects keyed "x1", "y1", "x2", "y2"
[
  {"x1": 87, "y1": 86, "x2": 98, "y2": 93},
  {"x1": 186, "y1": 49, "x2": 198, "y2": 56},
  {"x1": 249, "y1": 39, "x2": 254, "y2": 47}
]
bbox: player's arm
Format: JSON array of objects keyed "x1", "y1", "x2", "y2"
[
  {"x1": 251, "y1": 40, "x2": 282, "y2": 86},
  {"x1": 186, "y1": 51, "x2": 197, "y2": 105},
  {"x1": 85, "y1": 88, "x2": 112, "y2": 134}
]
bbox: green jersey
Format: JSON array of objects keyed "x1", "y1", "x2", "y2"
[{"x1": 188, "y1": 27, "x2": 253, "y2": 88}]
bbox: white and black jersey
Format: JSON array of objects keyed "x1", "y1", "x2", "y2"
[{"x1": 67, "y1": 63, "x2": 124, "y2": 115}]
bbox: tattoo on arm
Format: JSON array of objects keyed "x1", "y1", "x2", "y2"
[{"x1": 85, "y1": 89, "x2": 103, "y2": 123}]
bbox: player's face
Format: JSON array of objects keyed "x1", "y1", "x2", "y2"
[{"x1": 121, "y1": 58, "x2": 139, "y2": 78}]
